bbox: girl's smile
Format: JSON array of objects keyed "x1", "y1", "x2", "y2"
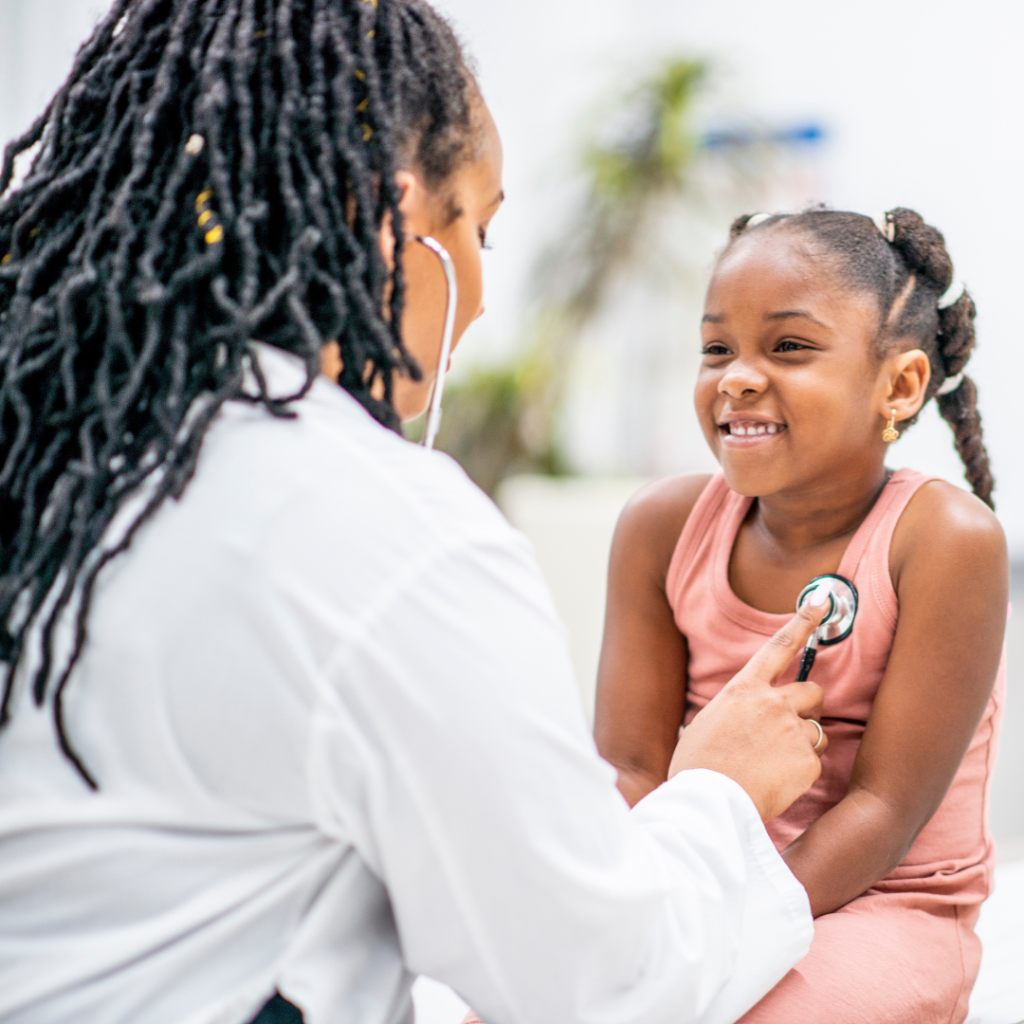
[{"x1": 718, "y1": 414, "x2": 787, "y2": 445}]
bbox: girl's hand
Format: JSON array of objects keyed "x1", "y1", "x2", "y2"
[{"x1": 668, "y1": 595, "x2": 829, "y2": 822}]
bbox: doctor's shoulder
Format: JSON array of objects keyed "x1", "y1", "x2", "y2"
[
  {"x1": 305, "y1": 373, "x2": 512, "y2": 537},
  {"x1": 609, "y1": 475, "x2": 714, "y2": 592}
]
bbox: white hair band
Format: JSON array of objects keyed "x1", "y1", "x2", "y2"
[
  {"x1": 746, "y1": 213, "x2": 773, "y2": 228},
  {"x1": 875, "y1": 213, "x2": 895, "y2": 243},
  {"x1": 936, "y1": 372, "x2": 965, "y2": 396},
  {"x1": 938, "y1": 279, "x2": 966, "y2": 310}
]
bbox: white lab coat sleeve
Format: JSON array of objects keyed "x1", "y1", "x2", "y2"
[{"x1": 305, "y1": 529, "x2": 813, "y2": 1024}]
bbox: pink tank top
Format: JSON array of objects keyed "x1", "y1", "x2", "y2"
[{"x1": 666, "y1": 469, "x2": 1004, "y2": 905}]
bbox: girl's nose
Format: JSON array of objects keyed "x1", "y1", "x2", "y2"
[{"x1": 718, "y1": 360, "x2": 768, "y2": 398}]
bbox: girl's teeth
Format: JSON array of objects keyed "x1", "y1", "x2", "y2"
[{"x1": 729, "y1": 423, "x2": 780, "y2": 436}]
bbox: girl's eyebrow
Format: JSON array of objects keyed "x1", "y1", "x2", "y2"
[
  {"x1": 764, "y1": 309, "x2": 829, "y2": 329},
  {"x1": 701, "y1": 309, "x2": 830, "y2": 329}
]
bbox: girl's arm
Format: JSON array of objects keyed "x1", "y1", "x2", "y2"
[
  {"x1": 781, "y1": 481, "x2": 1008, "y2": 917},
  {"x1": 595, "y1": 475, "x2": 711, "y2": 808}
]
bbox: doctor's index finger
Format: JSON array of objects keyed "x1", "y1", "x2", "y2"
[{"x1": 733, "y1": 599, "x2": 829, "y2": 688}]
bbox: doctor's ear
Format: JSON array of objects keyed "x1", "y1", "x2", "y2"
[
  {"x1": 878, "y1": 347, "x2": 931, "y2": 426},
  {"x1": 377, "y1": 170, "x2": 438, "y2": 271}
]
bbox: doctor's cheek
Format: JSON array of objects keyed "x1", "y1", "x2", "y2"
[{"x1": 450, "y1": 234, "x2": 487, "y2": 351}]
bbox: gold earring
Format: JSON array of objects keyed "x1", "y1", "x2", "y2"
[{"x1": 882, "y1": 410, "x2": 899, "y2": 443}]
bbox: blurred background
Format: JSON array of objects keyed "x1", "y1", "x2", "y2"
[
  {"x1": 1, "y1": 0, "x2": 1021, "y2": 854},
  {"x1": 1, "y1": 1, "x2": 1022, "y2": 1018}
]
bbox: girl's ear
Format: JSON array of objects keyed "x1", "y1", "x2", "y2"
[{"x1": 880, "y1": 348, "x2": 931, "y2": 425}]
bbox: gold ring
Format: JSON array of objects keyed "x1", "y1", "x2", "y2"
[{"x1": 810, "y1": 719, "x2": 825, "y2": 753}]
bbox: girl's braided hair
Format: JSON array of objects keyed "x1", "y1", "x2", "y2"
[
  {"x1": 0, "y1": 0, "x2": 479, "y2": 785},
  {"x1": 727, "y1": 207, "x2": 994, "y2": 510}
]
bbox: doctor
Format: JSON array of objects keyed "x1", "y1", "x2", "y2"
[{"x1": 0, "y1": 2, "x2": 828, "y2": 1023}]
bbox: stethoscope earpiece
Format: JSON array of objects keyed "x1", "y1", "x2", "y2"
[
  {"x1": 415, "y1": 236, "x2": 458, "y2": 451},
  {"x1": 794, "y1": 574, "x2": 859, "y2": 682}
]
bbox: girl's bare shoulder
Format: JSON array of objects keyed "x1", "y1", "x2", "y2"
[
  {"x1": 891, "y1": 479, "x2": 1007, "y2": 591},
  {"x1": 612, "y1": 474, "x2": 715, "y2": 580}
]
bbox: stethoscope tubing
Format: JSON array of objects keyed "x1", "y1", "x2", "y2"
[{"x1": 415, "y1": 235, "x2": 458, "y2": 451}]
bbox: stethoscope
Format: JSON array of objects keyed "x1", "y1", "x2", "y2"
[
  {"x1": 793, "y1": 574, "x2": 859, "y2": 682},
  {"x1": 415, "y1": 235, "x2": 458, "y2": 451}
]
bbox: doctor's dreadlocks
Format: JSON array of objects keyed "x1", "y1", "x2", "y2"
[
  {"x1": 0, "y1": 0, "x2": 479, "y2": 785},
  {"x1": 727, "y1": 207, "x2": 994, "y2": 509}
]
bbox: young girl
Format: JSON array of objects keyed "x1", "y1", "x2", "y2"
[{"x1": 596, "y1": 207, "x2": 1008, "y2": 1023}]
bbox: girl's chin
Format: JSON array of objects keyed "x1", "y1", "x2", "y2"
[{"x1": 717, "y1": 458, "x2": 788, "y2": 499}]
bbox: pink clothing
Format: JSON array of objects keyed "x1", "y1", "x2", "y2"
[{"x1": 666, "y1": 470, "x2": 1004, "y2": 1024}]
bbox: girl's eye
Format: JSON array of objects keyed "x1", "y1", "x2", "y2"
[
  {"x1": 702, "y1": 343, "x2": 731, "y2": 356},
  {"x1": 776, "y1": 340, "x2": 806, "y2": 353}
]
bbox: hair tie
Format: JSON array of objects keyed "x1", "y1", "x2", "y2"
[
  {"x1": 746, "y1": 212, "x2": 772, "y2": 229},
  {"x1": 875, "y1": 213, "x2": 895, "y2": 243},
  {"x1": 194, "y1": 189, "x2": 224, "y2": 245},
  {"x1": 938, "y1": 279, "x2": 965, "y2": 310},
  {"x1": 936, "y1": 372, "x2": 965, "y2": 396}
]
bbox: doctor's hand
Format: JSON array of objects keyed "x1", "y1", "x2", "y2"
[{"x1": 668, "y1": 592, "x2": 830, "y2": 823}]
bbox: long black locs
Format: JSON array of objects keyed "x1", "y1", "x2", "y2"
[{"x1": 0, "y1": 0, "x2": 479, "y2": 785}]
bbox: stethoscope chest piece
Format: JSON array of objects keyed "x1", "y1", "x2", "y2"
[
  {"x1": 794, "y1": 574, "x2": 859, "y2": 682},
  {"x1": 796, "y1": 574, "x2": 858, "y2": 646}
]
